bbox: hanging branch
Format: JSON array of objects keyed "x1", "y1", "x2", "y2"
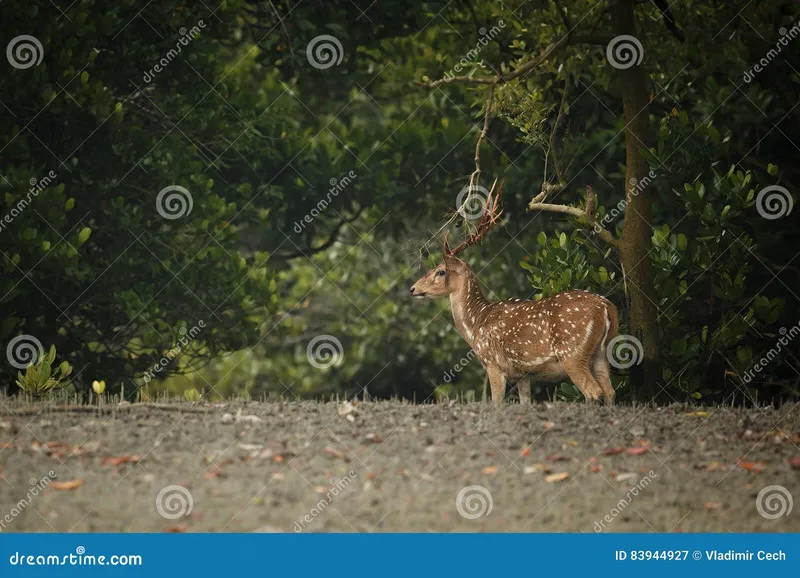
[{"x1": 528, "y1": 185, "x2": 619, "y2": 247}]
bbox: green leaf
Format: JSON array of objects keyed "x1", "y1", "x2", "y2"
[
  {"x1": 77, "y1": 227, "x2": 92, "y2": 245},
  {"x1": 767, "y1": 163, "x2": 778, "y2": 176}
]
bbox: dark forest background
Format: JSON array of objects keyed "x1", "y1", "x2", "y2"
[{"x1": 1, "y1": 0, "x2": 798, "y2": 405}]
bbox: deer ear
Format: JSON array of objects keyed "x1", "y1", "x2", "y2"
[
  {"x1": 442, "y1": 231, "x2": 452, "y2": 256},
  {"x1": 442, "y1": 252, "x2": 461, "y2": 271}
]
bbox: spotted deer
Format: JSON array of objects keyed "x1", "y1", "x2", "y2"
[{"x1": 410, "y1": 180, "x2": 618, "y2": 405}]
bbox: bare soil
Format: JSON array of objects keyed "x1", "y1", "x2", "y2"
[{"x1": 0, "y1": 400, "x2": 798, "y2": 533}]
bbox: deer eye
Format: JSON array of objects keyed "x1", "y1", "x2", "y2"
[{"x1": 436, "y1": 269, "x2": 446, "y2": 277}]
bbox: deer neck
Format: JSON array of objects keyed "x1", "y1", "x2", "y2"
[{"x1": 449, "y1": 272, "x2": 488, "y2": 347}]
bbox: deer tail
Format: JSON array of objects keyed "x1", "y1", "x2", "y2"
[{"x1": 602, "y1": 302, "x2": 618, "y2": 352}]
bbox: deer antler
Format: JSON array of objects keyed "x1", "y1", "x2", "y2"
[{"x1": 446, "y1": 178, "x2": 504, "y2": 257}]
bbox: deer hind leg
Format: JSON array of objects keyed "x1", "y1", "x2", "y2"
[
  {"x1": 592, "y1": 351, "x2": 615, "y2": 406},
  {"x1": 516, "y1": 378, "x2": 531, "y2": 405},
  {"x1": 562, "y1": 358, "x2": 603, "y2": 403},
  {"x1": 486, "y1": 366, "x2": 506, "y2": 405}
]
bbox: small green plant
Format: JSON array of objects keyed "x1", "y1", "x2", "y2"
[
  {"x1": 184, "y1": 388, "x2": 202, "y2": 402},
  {"x1": 15, "y1": 345, "x2": 72, "y2": 399}
]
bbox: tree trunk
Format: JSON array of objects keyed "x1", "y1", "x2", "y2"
[{"x1": 613, "y1": 0, "x2": 664, "y2": 401}]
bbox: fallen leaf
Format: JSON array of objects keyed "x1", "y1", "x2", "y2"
[
  {"x1": 603, "y1": 447, "x2": 625, "y2": 456},
  {"x1": 626, "y1": 447, "x2": 649, "y2": 456},
  {"x1": 790, "y1": 457, "x2": 800, "y2": 470},
  {"x1": 50, "y1": 479, "x2": 83, "y2": 490},
  {"x1": 544, "y1": 472, "x2": 569, "y2": 483},
  {"x1": 546, "y1": 453, "x2": 570, "y2": 462},
  {"x1": 738, "y1": 460, "x2": 766, "y2": 473},
  {"x1": 704, "y1": 502, "x2": 722, "y2": 510},
  {"x1": 204, "y1": 465, "x2": 225, "y2": 479},
  {"x1": 365, "y1": 433, "x2": 383, "y2": 443},
  {"x1": 686, "y1": 411, "x2": 710, "y2": 417},
  {"x1": 323, "y1": 447, "x2": 347, "y2": 461},
  {"x1": 483, "y1": 465, "x2": 498, "y2": 474},
  {"x1": 615, "y1": 472, "x2": 638, "y2": 483},
  {"x1": 0, "y1": 442, "x2": 13, "y2": 449},
  {"x1": 590, "y1": 464, "x2": 602, "y2": 473},
  {"x1": 542, "y1": 421, "x2": 555, "y2": 429},
  {"x1": 520, "y1": 447, "x2": 531, "y2": 457},
  {"x1": 165, "y1": 525, "x2": 186, "y2": 533},
  {"x1": 104, "y1": 455, "x2": 142, "y2": 466}
]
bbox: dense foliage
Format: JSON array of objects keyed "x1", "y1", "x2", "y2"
[{"x1": 1, "y1": 0, "x2": 797, "y2": 404}]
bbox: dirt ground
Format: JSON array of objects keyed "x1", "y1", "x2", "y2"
[{"x1": 0, "y1": 399, "x2": 798, "y2": 533}]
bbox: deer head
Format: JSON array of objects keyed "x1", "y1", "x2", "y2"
[{"x1": 410, "y1": 179, "x2": 503, "y2": 299}]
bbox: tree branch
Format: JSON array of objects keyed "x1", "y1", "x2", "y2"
[
  {"x1": 418, "y1": 33, "x2": 609, "y2": 89},
  {"x1": 528, "y1": 185, "x2": 620, "y2": 247}
]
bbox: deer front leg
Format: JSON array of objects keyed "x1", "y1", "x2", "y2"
[
  {"x1": 517, "y1": 378, "x2": 531, "y2": 405},
  {"x1": 486, "y1": 366, "x2": 506, "y2": 405}
]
